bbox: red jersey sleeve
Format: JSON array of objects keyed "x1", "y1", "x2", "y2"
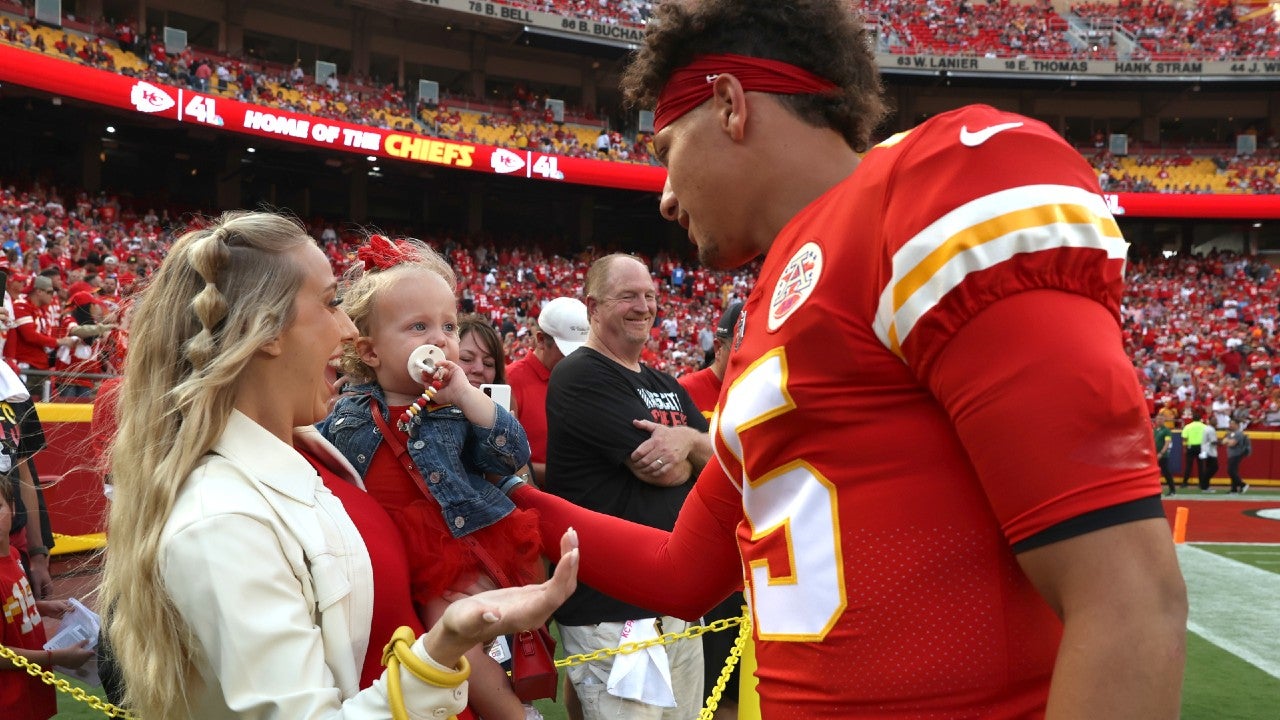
[
  {"x1": 513, "y1": 460, "x2": 744, "y2": 621},
  {"x1": 871, "y1": 105, "x2": 1128, "y2": 379},
  {"x1": 928, "y1": 289, "x2": 1161, "y2": 546}
]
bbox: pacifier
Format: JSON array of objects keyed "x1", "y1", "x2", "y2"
[{"x1": 406, "y1": 344, "x2": 447, "y2": 385}]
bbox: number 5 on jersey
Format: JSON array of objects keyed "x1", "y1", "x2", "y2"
[{"x1": 717, "y1": 347, "x2": 846, "y2": 641}]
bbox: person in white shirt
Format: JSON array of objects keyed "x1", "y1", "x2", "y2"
[{"x1": 99, "y1": 211, "x2": 578, "y2": 719}]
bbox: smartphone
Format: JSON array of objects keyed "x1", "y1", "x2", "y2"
[{"x1": 481, "y1": 383, "x2": 512, "y2": 411}]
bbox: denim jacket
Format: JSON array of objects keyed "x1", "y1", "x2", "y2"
[{"x1": 317, "y1": 382, "x2": 530, "y2": 537}]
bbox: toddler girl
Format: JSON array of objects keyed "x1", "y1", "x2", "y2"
[{"x1": 320, "y1": 235, "x2": 539, "y2": 720}]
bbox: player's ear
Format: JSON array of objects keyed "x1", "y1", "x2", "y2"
[{"x1": 714, "y1": 74, "x2": 748, "y2": 142}]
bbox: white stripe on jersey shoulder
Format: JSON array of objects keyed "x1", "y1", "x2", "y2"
[
  {"x1": 873, "y1": 130, "x2": 913, "y2": 149},
  {"x1": 873, "y1": 184, "x2": 1127, "y2": 358},
  {"x1": 11, "y1": 316, "x2": 33, "y2": 327}
]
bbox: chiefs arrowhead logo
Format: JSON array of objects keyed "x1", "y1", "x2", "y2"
[
  {"x1": 768, "y1": 241, "x2": 823, "y2": 332},
  {"x1": 130, "y1": 81, "x2": 175, "y2": 113},
  {"x1": 490, "y1": 149, "x2": 526, "y2": 175}
]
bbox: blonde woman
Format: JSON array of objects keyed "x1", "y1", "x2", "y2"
[{"x1": 99, "y1": 211, "x2": 577, "y2": 719}]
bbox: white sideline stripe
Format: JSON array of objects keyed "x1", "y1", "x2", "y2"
[{"x1": 1178, "y1": 544, "x2": 1280, "y2": 679}]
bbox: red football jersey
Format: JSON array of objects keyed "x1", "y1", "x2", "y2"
[
  {"x1": 704, "y1": 105, "x2": 1158, "y2": 718},
  {"x1": 518, "y1": 105, "x2": 1161, "y2": 720}
]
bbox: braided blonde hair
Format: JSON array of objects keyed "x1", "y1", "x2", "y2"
[{"x1": 100, "y1": 211, "x2": 311, "y2": 717}]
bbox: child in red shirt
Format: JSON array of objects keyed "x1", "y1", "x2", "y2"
[{"x1": 1, "y1": 480, "x2": 93, "y2": 718}]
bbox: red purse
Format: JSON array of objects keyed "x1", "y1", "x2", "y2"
[
  {"x1": 464, "y1": 537, "x2": 559, "y2": 702},
  {"x1": 510, "y1": 626, "x2": 559, "y2": 701},
  {"x1": 371, "y1": 403, "x2": 559, "y2": 702}
]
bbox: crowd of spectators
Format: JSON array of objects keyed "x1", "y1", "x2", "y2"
[
  {"x1": 8, "y1": 172, "x2": 1280, "y2": 438},
  {"x1": 1125, "y1": 252, "x2": 1280, "y2": 429},
  {"x1": 871, "y1": 0, "x2": 1081, "y2": 59},
  {"x1": 0, "y1": 178, "x2": 753, "y2": 398},
  {"x1": 1072, "y1": 0, "x2": 1280, "y2": 61},
  {"x1": 868, "y1": 0, "x2": 1279, "y2": 60}
]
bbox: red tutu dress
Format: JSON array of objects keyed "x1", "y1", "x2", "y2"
[{"x1": 365, "y1": 405, "x2": 542, "y2": 611}]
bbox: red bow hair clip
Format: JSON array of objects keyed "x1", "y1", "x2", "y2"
[{"x1": 358, "y1": 234, "x2": 415, "y2": 272}]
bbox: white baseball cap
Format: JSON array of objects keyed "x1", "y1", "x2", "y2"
[{"x1": 538, "y1": 297, "x2": 589, "y2": 356}]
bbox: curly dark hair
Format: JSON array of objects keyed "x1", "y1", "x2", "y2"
[{"x1": 621, "y1": 0, "x2": 888, "y2": 152}]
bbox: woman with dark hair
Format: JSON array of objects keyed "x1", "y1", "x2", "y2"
[{"x1": 458, "y1": 313, "x2": 507, "y2": 386}]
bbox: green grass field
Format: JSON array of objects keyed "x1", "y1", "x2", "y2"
[{"x1": 49, "y1": 542, "x2": 1280, "y2": 718}]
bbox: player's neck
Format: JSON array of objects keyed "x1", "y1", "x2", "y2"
[{"x1": 757, "y1": 129, "x2": 862, "y2": 244}]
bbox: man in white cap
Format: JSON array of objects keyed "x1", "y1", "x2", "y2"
[{"x1": 506, "y1": 296, "x2": 589, "y2": 485}]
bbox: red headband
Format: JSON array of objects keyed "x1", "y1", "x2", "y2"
[
  {"x1": 358, "y1": 234, "x2": 416, "y2": 272},
  {"x1": 652, "y1": 53, "x2": 838, "y2": 133}
]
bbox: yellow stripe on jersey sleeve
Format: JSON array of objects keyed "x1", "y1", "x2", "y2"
[{"x1": 873, "y1": 184, "x2": 1127, "y2": 358}]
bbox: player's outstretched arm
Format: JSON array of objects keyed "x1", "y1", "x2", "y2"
[
  {"x1": 508, "y1": 464, "x2": 743, "y2": 620},
  {"x1": 429, "y1": 528, "x2": 580, "y2": 665}
]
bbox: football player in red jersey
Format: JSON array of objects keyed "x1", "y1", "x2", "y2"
[{"x1": 498, "y1": 2, "x2": 1188, "y2": 718}]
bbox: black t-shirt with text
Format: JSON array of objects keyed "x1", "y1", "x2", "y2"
[{"x1": 546, "y1": 347, "x2": 708, "y2": 625}]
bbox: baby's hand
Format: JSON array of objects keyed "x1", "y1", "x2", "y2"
[{"x1": 427, "y1": 359, "x2": 475, "y2": 407}]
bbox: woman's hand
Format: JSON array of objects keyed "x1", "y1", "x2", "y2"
[{"x1": 423, "y1": 528, "x2": 578, "y2": 666}]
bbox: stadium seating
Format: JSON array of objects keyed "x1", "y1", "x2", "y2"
[
  {"x1": 1071, "y1": 0, "x2": 1280, "y2": 60},
  {"x1": 4, "y1": 0, "x2": 1279, "y2": 170},
  {"x1": 1089, "y1": 149, "x2": 1280, "y2": 195}
]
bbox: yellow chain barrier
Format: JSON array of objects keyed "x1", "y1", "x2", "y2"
[
  {"x1": 555, "y1": 614, "x2": 742, "y2": 667},
  {"x1": 0, "y1": 612, "x2": 748, "y2": 719},
  {"x1": 552, "y1": 612, "x2": 749, "y2": 719},
  {"x1": 0, "y1": 640, "x2": 137, "y2": 718}
]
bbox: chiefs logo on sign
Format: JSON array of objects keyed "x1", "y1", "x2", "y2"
[
  {"x1": 768, "y1": 241, "x2": 823, "y2": 332},
  {"x1": 491, "y1": 149, "x2": 526, "y2": 175},
  {"x1": 130, "y1": 81, "x2": 175, "y2": 113}
]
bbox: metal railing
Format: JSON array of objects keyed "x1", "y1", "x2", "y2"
[{"x1": 18, "y1": 368, "x2": 119, "y2": 402}]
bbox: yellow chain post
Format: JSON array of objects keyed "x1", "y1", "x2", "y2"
[
  {"x1": 0, "y1": 640, "x2": 138, "y2": 718},
  {"x1": 697, "y1": 608, "x2": 750, "y2": 720}
]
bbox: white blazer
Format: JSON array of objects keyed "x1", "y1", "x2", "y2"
[{"x1": 160, "y1": 409, "x2": 468, "y2": 719}]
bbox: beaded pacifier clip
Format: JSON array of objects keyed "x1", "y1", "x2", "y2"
[{"x1": 399, "y1": 344, "x2": 447, "y2": 433}]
